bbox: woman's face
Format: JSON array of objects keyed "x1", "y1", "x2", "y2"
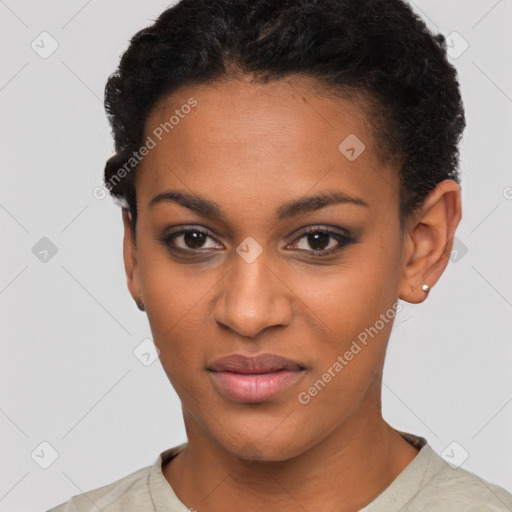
[{"x1": 124, "y1": 76, "x2": 408, "y2": 460}]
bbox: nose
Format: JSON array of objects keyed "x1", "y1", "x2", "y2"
[{"x1": 213, "y1": 250, "x2": 293, "y2": 338}]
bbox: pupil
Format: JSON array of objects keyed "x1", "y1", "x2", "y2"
[
  {"x1": 308, "y1": 232, "x2": 329, "y2": 250},
  {"x1": 185, "y1": 231, "x2": 206, "y2": 248}
]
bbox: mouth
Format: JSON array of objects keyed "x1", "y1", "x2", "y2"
[{"x1": 207, "y1": 353, "x2": 306, "y2": 403}]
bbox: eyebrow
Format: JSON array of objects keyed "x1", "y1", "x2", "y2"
[{"x1": 148, "y1": 189, "x2": 368, "y2": 221}]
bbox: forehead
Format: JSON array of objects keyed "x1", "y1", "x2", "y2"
[
  {"x1": 136, "y1": 76, "x2": 399, "y2": 219},
  {"x1": 145, "y1": 75, "x2": 372, "y2": 154}
]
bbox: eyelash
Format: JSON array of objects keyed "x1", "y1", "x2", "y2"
[{"x1": 158, "y1": 225, "x2": 354, "y2": 259}]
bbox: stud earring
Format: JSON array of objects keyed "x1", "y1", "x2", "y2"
[
  {"x1": 421, "y1": 284, "x2": 430, "y2": 294},
  {"x1": 136, "y1": 300, "x2": 145, "y2": 311}
]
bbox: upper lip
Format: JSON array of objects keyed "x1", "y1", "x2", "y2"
[{"x1": 208, "y1": 353, "x2": 305, "y2": 374}]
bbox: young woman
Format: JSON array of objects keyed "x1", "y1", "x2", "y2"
[{"x1": 48, "y1": 0, "x2": 512, "y2": 510}]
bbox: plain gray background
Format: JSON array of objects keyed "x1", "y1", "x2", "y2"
[{"x1": 1, "y1": 1, "x2": 511, "y2": 510}]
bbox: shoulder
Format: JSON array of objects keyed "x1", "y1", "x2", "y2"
[
  {"x1": 46, "y1": 463, "x2": 153, "y2": 512},
  {"x1": 46, "y1": 443, "x2": 188, "y2": 512},
  {"x1": 409, "y1": 445, "x2": 512, "y2": 511},
  {"x1": 363, "y1": 433, "x2": 512, "y2": 512}
]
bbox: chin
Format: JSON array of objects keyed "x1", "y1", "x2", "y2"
[{"x1": 205, "y1": 414, "x2": 317, "y2": 463}]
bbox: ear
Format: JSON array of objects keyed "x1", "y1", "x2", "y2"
[
  {"x1": 399, "y1": 179, "x2": 462, "y2": 304},
  {"x1": 121, "y1": 208, "x2": 143, "y2": 305}
]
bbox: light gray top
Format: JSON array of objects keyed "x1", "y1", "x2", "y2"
[{"x1": 47, "y1": 432, "x2": 512, "y2": 511}]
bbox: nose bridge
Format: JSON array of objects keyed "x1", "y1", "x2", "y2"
[{"x1": 213, "y1": 245, "x2": 291, "y2": 337}]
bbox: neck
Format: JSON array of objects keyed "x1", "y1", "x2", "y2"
[{"x1": 163, "y1": 397, "x2": 419, "y2": 512}]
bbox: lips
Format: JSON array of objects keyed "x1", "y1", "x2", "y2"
[
  {"x1": 208, "y1": 353, "x2": 304, "y2": 374},
  {"x1": 207, "y1": 353, "x2": 306, "y2": 403}
]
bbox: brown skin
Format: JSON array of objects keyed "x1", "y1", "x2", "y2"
[{"x1": 121, "y1": 75, "x2": 461, "y2": 511}]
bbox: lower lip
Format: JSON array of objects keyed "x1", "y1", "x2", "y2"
[{"x1": 208, "y1": 369, "x2": 304, "y2": 403}]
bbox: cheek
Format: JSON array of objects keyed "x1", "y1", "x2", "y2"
[
  {"x1": 289, "y1": 242, "x2": 399, "y2": 332},
  {"x1": 138, "y1": 258, "x2": 234, "y2": 402},
  {"x1": 139, "y1": 239, "x2": 219, "y2": 324},
  {"x1": 294, "y1": 297, "x2": 395, "y2": 435},
  {"x1": 289, "y1": 245, "x2": 400, "y2": 393}
]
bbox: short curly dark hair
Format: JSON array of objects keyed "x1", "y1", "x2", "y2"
[{"x1": 103, "y1": 0, "x2": 465, "y2": 234}]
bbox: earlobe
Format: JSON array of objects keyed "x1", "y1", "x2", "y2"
[
  {"x1": 121, "y1": 208, "x2": 143, "y2": 306},
  {"x1": 399, "y1": 179, "x2": 462, "y2": 304}
]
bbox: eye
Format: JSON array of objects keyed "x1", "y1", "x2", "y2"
[
  {"x1": 159, "y1": 227, "x2": 223, "y2": 252},
  {"x1": 158, "y1": 225, "x2": 354, "y2": 259},
  {"x1": 287, "y1": 226, "x2": 353, "y2": 257}
]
